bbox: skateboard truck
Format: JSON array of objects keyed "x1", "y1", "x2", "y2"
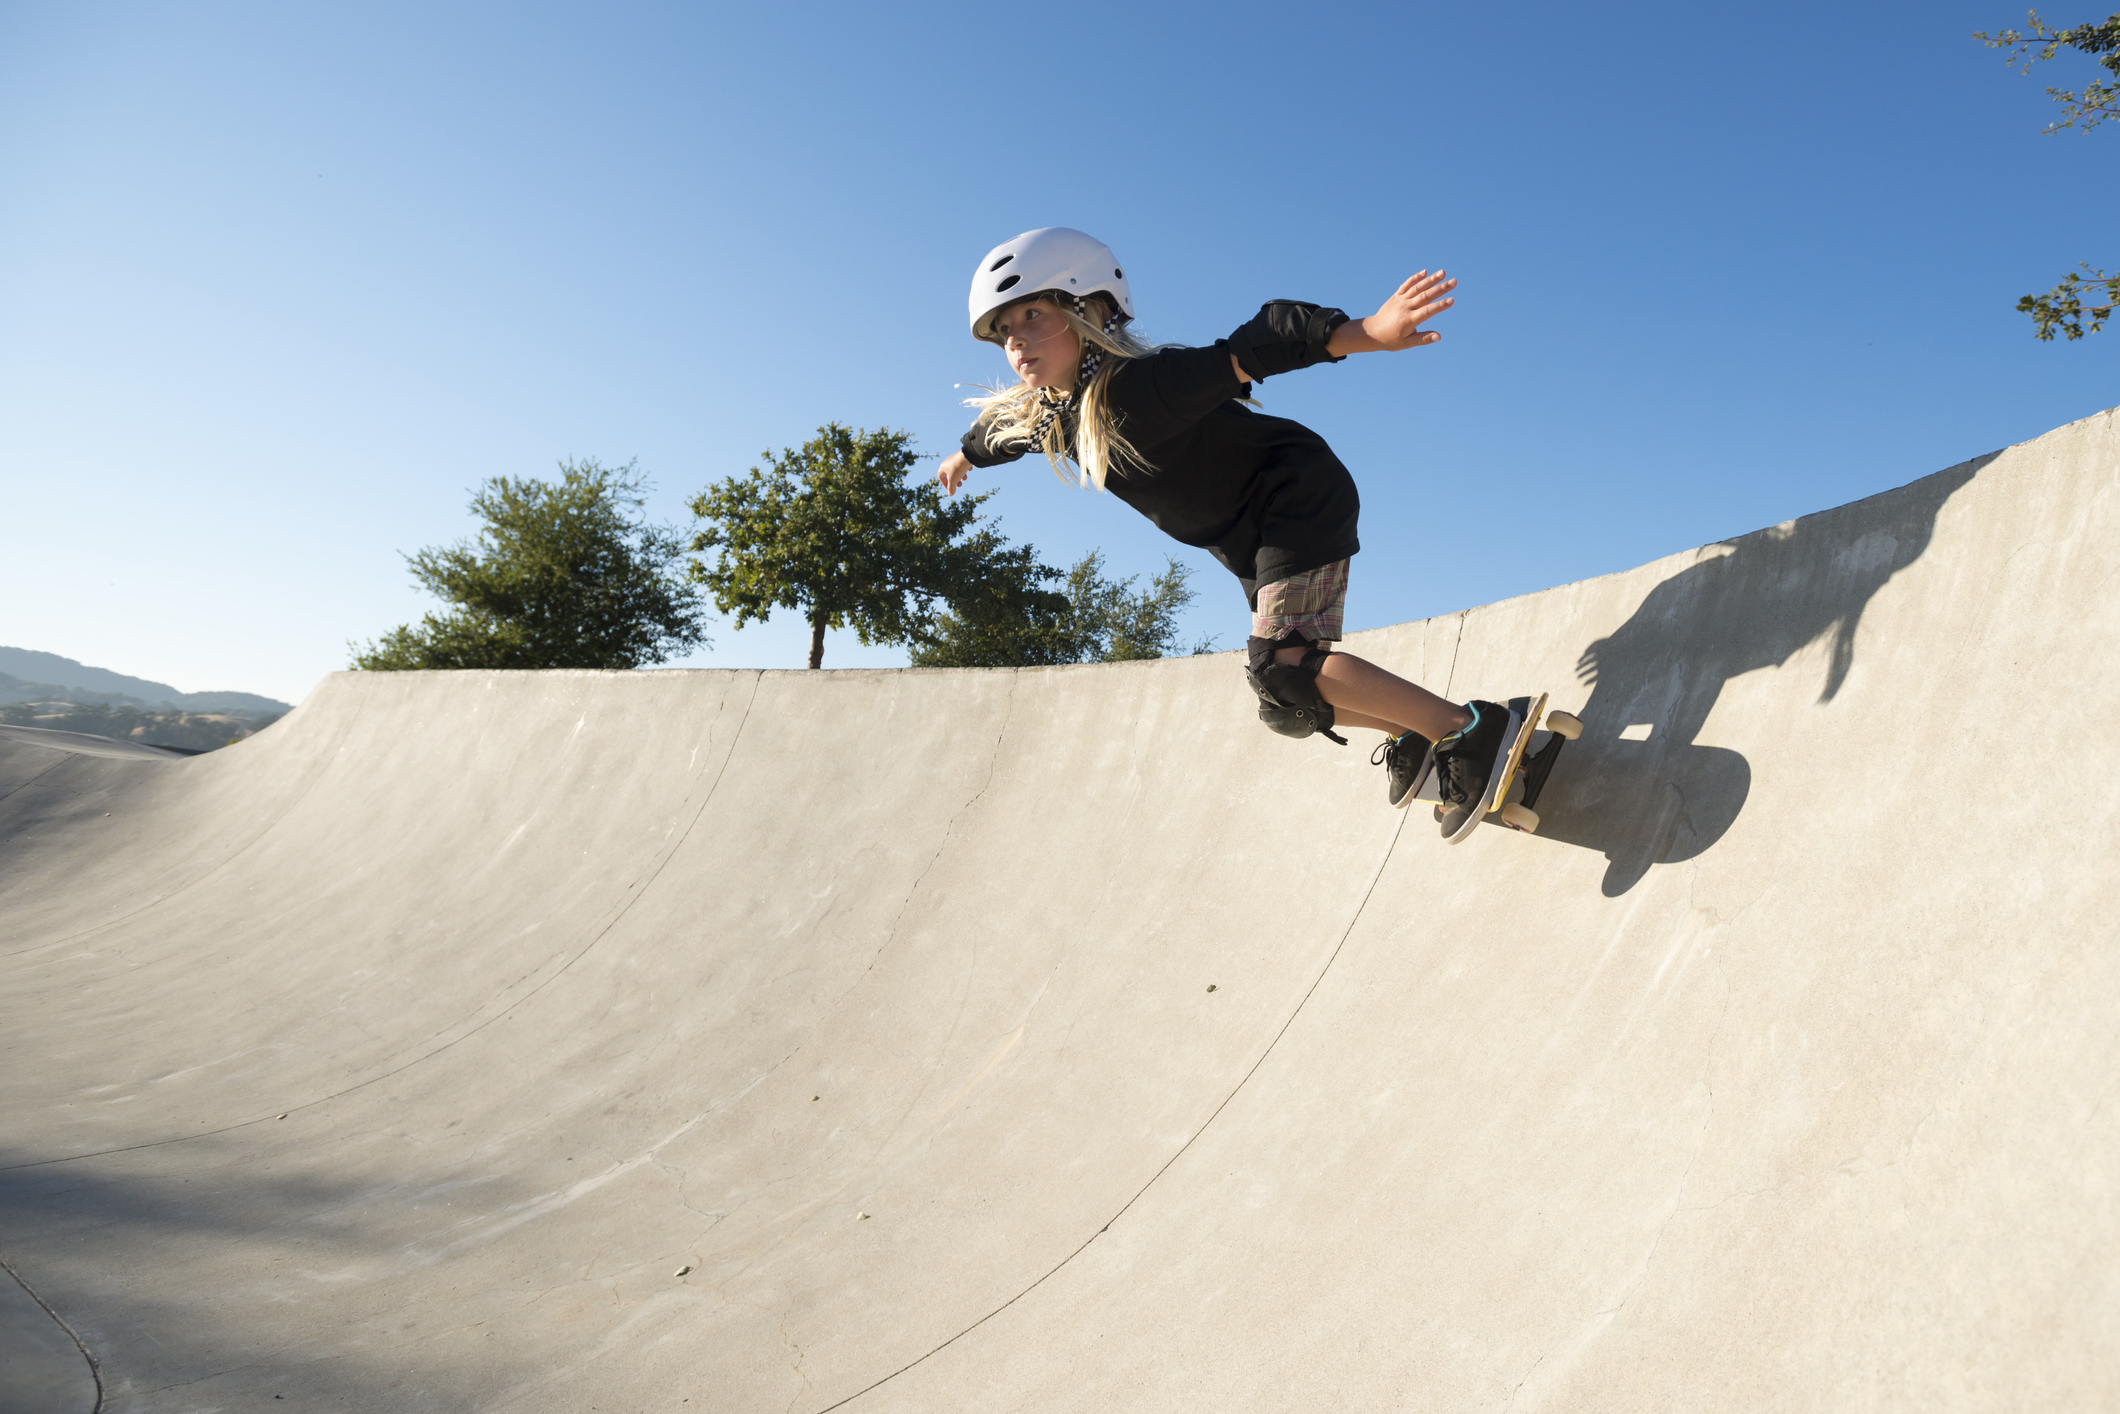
[
  {"x1": 1491, "y1": 694, "x2": 1583, "y2": 833},
  {"x1": 1405, "y1": 695, "x2": 1584, "y2": 836}
]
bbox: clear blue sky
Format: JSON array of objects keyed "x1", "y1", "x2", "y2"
[{"x1": 4, "y1": 1, "x2": 2114, "y2": 705}]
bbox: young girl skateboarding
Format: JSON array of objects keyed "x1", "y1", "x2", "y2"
[{"x1": 935, "y1": 227, "x2": 1513, "y2": 839}]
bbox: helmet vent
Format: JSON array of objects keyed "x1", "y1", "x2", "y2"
[
  {"x1": 989, "y1": 254, "x2": 1014, "y2": 272},
  {"x1": 995, "y1": 274, "x2": 1021, "y2": 292}
]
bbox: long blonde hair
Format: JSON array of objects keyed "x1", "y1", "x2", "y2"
[{"x1": 965, "y1": 293, "x2": 1162, "y2": 492}]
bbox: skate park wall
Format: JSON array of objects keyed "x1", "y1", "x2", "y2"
[{"x1": 1, "y1": 406, "x2": 2114, "y2": 1413}]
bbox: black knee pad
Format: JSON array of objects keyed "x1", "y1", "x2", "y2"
[{"x1": 1245, "y1": 635, "x2": 1348, "y2": 745}]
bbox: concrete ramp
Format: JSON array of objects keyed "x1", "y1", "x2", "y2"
[{"x1": 3, "y1": 408, "x2": 2115, "y2": 1413}]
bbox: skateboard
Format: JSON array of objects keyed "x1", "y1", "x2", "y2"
[{"x1": 1404, "y1": 694, "x2": 1583, "y2": 841}]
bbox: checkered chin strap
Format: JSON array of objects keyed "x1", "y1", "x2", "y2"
[{"x1": 1028, "y1": 296, "x2": 1126, "y2": 451}]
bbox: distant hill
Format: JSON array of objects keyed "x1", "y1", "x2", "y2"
[{"x1": 0, "y1": 647, "x2": 292, "y2": 714}]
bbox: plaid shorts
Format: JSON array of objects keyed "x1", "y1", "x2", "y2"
[{"x1": 1252, "y1": 558, "x2": 1349, "y2": 642}]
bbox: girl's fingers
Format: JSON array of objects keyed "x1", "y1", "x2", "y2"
[
  {"x1": 1388, "y1": 270, "x2": 1453, "y2": 319},
  {"x1": 1394, "y1": 277, "x2": 1452, "y2": 311},
  {"x1": 1373, "y1": 270, "x2": 1457, "y2": 346}
]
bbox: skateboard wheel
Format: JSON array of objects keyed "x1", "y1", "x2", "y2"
[
  {"x1": 1545, "y1": 711, "x2": 1583, "y2": 741},
  {"x1": 1500, "y1": 802, "x2": 1540, "y2": 832}
]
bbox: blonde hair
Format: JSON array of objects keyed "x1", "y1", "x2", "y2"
[{"x1": 965, "y1": 294, "x2": 1163, "y2": 492}]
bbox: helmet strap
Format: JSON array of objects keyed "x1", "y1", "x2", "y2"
[{"x1": 1028, "y1": 297, "x2": 1126, "y2": 453}]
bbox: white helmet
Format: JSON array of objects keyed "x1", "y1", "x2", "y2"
[{"x1": 967, "y1": 227, "x2": 1134, "y2": 343}]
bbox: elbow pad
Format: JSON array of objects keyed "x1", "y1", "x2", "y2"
[
  {"x1": 960, "y1": 419, "x2": 1029, "y2": 469},
  {"x1": 1225, "y1": 301, "x2": 1351, "y2": 382}
]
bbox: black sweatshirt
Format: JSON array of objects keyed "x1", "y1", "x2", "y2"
[{"x1": 959, "y1": 301, "x2": 1361, "y2": 605}]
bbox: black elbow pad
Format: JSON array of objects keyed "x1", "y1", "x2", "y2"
[{"x1": 1225, "y1": 301, "x2": 1351, "y2": 382}]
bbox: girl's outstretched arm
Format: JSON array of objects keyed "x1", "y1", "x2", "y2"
[
  {"x1": 1325, "y1": 269, "x2": 1457, "y2": 356},
  {"x1": 938, "y1": 450, "x2": 972, "y2": 495}
]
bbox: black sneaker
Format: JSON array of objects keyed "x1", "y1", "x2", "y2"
[
  {"x1": 1372, "y1": 730, "x2": 1433, "y2": 809},
  {"x1": 1433, "y1": 700, "x2": 1513, "y2": 841}
]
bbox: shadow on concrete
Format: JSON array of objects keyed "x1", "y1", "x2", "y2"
[
  {"x1": 1515, "y1": 455, "x2": 1987, "y2": 895},
  {"x1": 0, "y1": 1255, "x2": 97, "y2": 1414},
  {"x1": 0, "y1": 1144, "x2": 505, "y2": 1411}
]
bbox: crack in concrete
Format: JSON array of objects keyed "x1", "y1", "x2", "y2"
[
  {"x1": 826, "y1": 672, "x2": 1020, "y2": 1202},
  {"x1": 850, "y1": 672, "x2": 1017, "y2": 995},
  {"x1": 654, "y1": 1156, "x2": 724, "y2": 1227},
  {"x1": 1, "y1": 1250, "x2": 104, "y2": 1413},
  {"x1": 2, "y1": 674, "x2": 763, "y2": 1175},
  {"x1": 0, "y1": 751, "x2": 71, "y2": 806},
  {"x1": 780, "y1": 1312, "x2": 812, "y2": 1414},
  {"x1": 807, "y1": 776, "x2": 1415, "y2": 1413},
  {"x1": 1437, "y1": 613, "x2": 1468, "y2": 701},
  {"x1": 4, "y1": 692, "x2": 375, "y2": 963},
  {"x1": 141, "y1": 1361, "x2": 254, "y2": 1394},
  {"x1": 652, "y1": 680, "x2": 1019, "y2": 1329}
]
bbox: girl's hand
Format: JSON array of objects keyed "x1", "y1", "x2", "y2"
[
  {"x1": 1329, "y1": 270, "x2": 1457, "y2": 356},
  {"x1": 938, "y1": 451, "x2": 972, "y2": 495}
]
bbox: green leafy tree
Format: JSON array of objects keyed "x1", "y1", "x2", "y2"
[
  {"x1": 902, "y1": 541, "x2": 1097, "y2": 668},
  {"x1": 687, "y1": 423, "x2": 997, "y2": 668},
  {"x1": 1978, "y1": 10, "x2": 2120, "y2": 339},
  {"x1": 910, "y1": 549, "x2": 1214, "y2": 668},
  {"x1": 352, "y1": 459, "x2": 707, "y2": 671}
]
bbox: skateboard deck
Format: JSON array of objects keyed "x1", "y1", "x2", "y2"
[{"x1": 1405, "y1": 694, "x2": 1581, "y2": 840}]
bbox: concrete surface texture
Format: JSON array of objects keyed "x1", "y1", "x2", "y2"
[{"x1": 2, "y1": 407, "x2": 2115, "y2": 1413}]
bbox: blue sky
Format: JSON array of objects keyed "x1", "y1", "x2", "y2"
[{"x1": 3, "y1": 1, "x2": 2114, "y2": 705}]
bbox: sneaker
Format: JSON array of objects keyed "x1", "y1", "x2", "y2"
[
  {"x1": 1372, "y1": 730, "x2": 1433, "y2": 809},
  {"x1": 1433, "y1": 700, "x2": 1515, "y2": 842}
]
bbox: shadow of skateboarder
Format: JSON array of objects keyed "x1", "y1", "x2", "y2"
[{"x1": 1518, "y1": 454, "x2": 1987, "y2": 895}]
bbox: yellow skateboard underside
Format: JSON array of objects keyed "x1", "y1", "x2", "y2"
[
  {"x1": 1487, "y1": 693, "x2": 1548, "y2": 815},
  {"x1": 1405, "y1": 694, "x2": 1552, "y2": 814}
]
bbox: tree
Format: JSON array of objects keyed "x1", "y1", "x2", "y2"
[
  {"x1": 1082, "y1": 553, "x2": 1213, "y2": 661},
  {"x1": 909, "y1": 548, "x2": 1214, "y2": 668},
  {"x1": 1977, "y1": 10, "x2": 2120, "y2": 339},
  {"x1": 687, "y1": 423, "x2": 995, "y2": 669},
  {"x1": 902, "y1": 541, "x2": 1097, "y2": 668},
  {"x1": 351, "y1": 459, "x2": 707, "y2": 671}
]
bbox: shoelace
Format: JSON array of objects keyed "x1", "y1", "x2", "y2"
[
  {"x1": 1371, "y1": 732, "x2": 1425, "y2": 779},
  {"x1": 1436, "y1": 754, "x2": 1476, "y2": 806},
  {"x1": 1433, "y1": 716, "x2": 1490, "y2": 806}
]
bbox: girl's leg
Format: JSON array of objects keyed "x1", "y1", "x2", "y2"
[
  {"x1": 1253, "y1": 561, "x2": 1468, "y2": 742},
  {"x1": 1272, "y1": 643, "x2": 1471, "y2": 742},
  {"x1": 1332, "y1": 707, "x2": 1414, "y2": 736}
]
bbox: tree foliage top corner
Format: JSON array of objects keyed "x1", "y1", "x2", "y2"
[{"x1": 1975, "y1": 10, "x2": 2120, "y2": 339}]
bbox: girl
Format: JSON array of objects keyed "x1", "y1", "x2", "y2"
[{"x1": 936, "y1": 227, "x2": 1514, "y2": 840}]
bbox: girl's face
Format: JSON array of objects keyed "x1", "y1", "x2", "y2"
[{"x1": 993, "y1": 297, "x2": 1082, "y2": 390}]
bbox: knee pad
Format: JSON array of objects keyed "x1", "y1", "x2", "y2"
[{"x1": 1245, "y1": 635, "x2": 1348, "y2": 745}]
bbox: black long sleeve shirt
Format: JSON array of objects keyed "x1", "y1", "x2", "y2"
[{"x1": 959, "y1": 301, "x2": 1362, "y2": 603}]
